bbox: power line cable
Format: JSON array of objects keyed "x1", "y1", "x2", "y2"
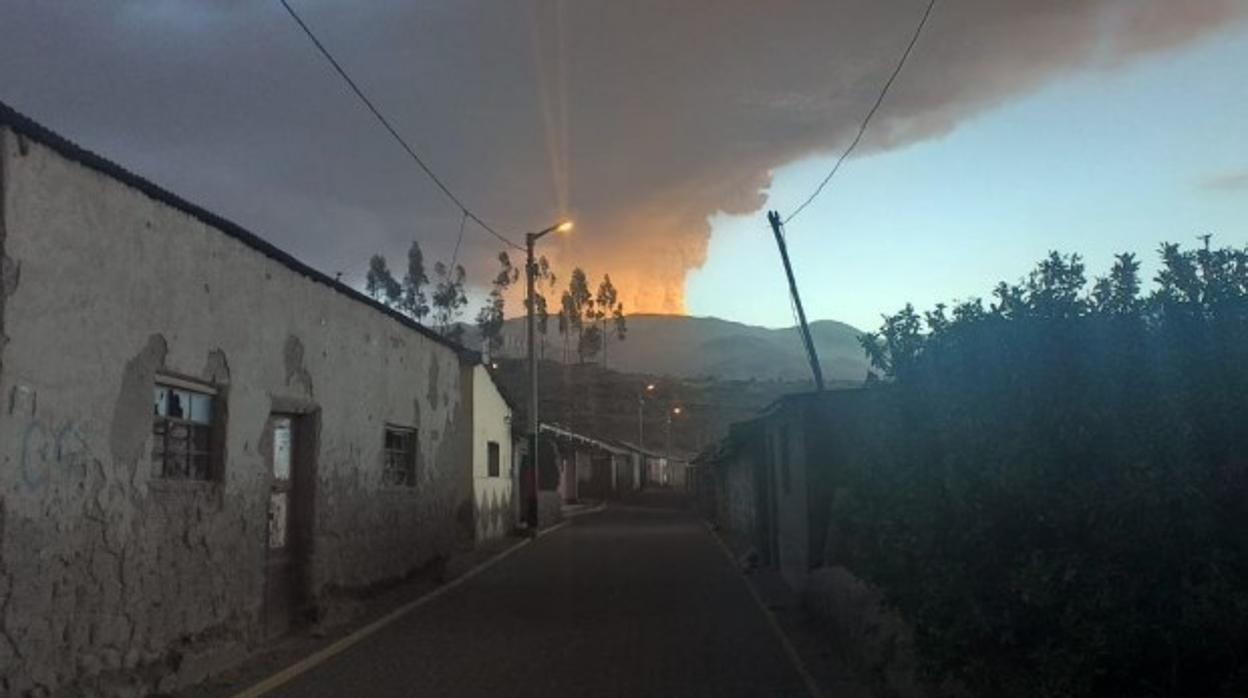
[
  {"x1": 782, "y1": 0, "x2": 937, "y2": 225},
  {"x1": 278, "y1": 0, "x2": 524, "y2": 251},
  {"x1": 450, "y1": 209, "x2": 468, "y2": 270}
]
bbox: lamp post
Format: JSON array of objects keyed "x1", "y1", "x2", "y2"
[
  {"x1": 665, "y1": 406, "x2": 682, "y2": 486},
  {"x1": 525, "y1": 219, "x2": 573, "y2": 529}
]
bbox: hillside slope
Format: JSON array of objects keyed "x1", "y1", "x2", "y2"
[{"x1": 467, "y1": 314, "x2": 869, "y2": 382}]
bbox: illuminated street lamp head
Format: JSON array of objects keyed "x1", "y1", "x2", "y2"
[
  {"x1": 672, "y1": 407, "x2": 682, "y2": 415},
  {"x1": 646, "y1": 383, "x2": 656, "y2": 392},
  {"x1": 531, "y1": 219, "x2": 575, "y2": 242}
]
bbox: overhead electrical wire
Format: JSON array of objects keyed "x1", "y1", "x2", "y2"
[
  {"x1": 278, "y1": 0, "x2": 524, "y2": 252},
  {"x1": 782, "y1": 0, "x2": 938, "y2": 225},
  {"x1": 450, "y1": 210, "x2": 468, "y2": 270}
]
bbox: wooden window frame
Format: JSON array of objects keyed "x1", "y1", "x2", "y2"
[{"x1": 152, "y1": 375, "x2": 222, "y2": 482}]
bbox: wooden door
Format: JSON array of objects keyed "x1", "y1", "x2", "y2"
[{"x1": 264, "y1": 414, "x2": 308, "y2": 639}]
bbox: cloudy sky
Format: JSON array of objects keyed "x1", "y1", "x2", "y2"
[{"x1": 2, "y1": 1, "x2": 1245, "y2": 331}]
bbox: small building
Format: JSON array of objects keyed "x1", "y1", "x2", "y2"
[
  {"x1": 700, "y1": 389, "x2": 866, "y2": 592},
  {"x1": 615, "y1": 440, "x2": 665, "y2": 489},
  {"x1": 540, "y1": 423, "x2": 633, "y2": 502},
  {"x1": 662, "y1": 452, "x2": 696, "y2": 491},
  {"x1": 464, "y1": 362, "x2": 515, "y2": 541},
  {"x1": 0, "y1": 101, "x2": 484, "y2": 694}
]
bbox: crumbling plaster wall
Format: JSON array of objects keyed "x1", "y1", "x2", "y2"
[{"x1": 0, "y1": 131, "x2": 471, "y2": 694}]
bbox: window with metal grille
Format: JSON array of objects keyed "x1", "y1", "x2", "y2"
[
  {"x1": 383, "y1": 426, "x2": 417, "y2": 487},
  {"x1": 152, "y1": 379, "x2": 217, "y2": 480},
  {"x1": 487, "y1": 441, "x2": 501, "y2": 477}
]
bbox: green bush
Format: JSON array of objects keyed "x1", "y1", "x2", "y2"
[{"x1": 837, "y1": 243, "x2": 1248, "y2": 697}]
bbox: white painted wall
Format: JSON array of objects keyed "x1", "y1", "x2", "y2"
[{"x1": 471, "y1": 365, "x2": 513, "y2": 540}]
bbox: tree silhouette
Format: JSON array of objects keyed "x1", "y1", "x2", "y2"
[
  {"x1": 475, "y1": 252, "x2": 519, "y2": 357},
  {"x1": 400, "y1": 241, "x2": 430, "y2": 321},
  {"x1": 595, "y1": 274, "x2": 620, "y2": 367},
  {"x1": 431, "y1": 261, "x2": 467, "y2": 342},
  {"x1": 842, "y1": 240, "x2": 1248, "y2": 697},
  {"x1": 365, "y1": 254, "x2": 401, "y2": 307},
  {"x1": 566, "y1": 268, "x2": 596, "y2": 362}
]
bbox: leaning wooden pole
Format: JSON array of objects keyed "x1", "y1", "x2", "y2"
[{"x1": 767, "y1": 210, "x2": 825, "y2": 391}]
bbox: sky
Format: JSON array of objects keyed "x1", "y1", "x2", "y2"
[
  {"x1": 0, "y1": 1, "x2": 1245, "y2": 331},
  {"x1": 689, "y1": 23, "x2": 1248, "y2": 329}
]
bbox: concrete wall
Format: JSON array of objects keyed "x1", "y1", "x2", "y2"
[
  {"x1": 717, "y1": 449, "x2": 759, "y2": 554},
  {"x1": 0, "y1": 127, "x2": 473, "y2": 694},
  {"x1": 469, "y1": 365, "x2": 513, "y2": 541},
  {"x1": 764, "y1": 409, "x2": 811, "y2": 591},
  {"x1": 708, "y1": 399, "x2": 827, "y2": 589}
]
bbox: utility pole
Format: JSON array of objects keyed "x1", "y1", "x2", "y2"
[
  {"x1": 525, "y1": 234, "x2": 539, "y2": 529},
  {"x1": 767, "y1": 211, "x2": 825, "y2": 391},
  {"x1": 524, "y1": 220, "x2": 573, "y2": 530}
]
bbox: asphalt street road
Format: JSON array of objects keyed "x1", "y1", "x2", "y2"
[{"x1": 265, "y1": 492, "x2": 814, "y2": 697}]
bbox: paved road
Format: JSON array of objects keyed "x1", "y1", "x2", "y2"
[{"x1": 267, "y1": 493, "x2": 813, "y2": 698}]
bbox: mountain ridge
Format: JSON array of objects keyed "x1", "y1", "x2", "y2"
[{"x1": 464, "y1": 313, "x2": 870, "y2": 382}]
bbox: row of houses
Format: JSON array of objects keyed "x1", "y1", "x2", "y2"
[
  {"x1": 536, "y1": 423, "x2": 693, "y2": 501},
  {"x1": 0, "y1": 101, "x2": 643, "y2": 695}
]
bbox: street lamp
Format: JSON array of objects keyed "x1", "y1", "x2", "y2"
[{"x1": 524, "y1": 219, "x2": 573, "y2": 529}]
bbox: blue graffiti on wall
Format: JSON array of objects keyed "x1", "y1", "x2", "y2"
[{"x1": 20, "y1": 418, "x2": 94, "y2": 492}]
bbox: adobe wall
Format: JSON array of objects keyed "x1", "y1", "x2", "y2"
[{"x1": 0, "y1": 127, "x2": 472, "y2": 695}]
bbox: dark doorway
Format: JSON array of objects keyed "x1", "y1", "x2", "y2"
[{"x1": 264, "y1": 412, "x2": 314, "y2": 639}]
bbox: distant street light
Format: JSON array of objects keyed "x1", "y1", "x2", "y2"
[{"x1": 525, "y1": 219, "x2": 573, "y2": 529}]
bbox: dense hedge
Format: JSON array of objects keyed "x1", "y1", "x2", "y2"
[{"x1": 835, "y1": 243, "x2": 1248, "y2": 697}]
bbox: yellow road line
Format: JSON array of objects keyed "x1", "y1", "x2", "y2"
[
  {"x1": 232, "y1": 505, "x2": 594, "y2": 697},
  {"x1": 234, "y1": 528, "x2": 548, "y2": 698},
  {"x1": 703, "y1": 522, "x2": 824, "y2": 698}
]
